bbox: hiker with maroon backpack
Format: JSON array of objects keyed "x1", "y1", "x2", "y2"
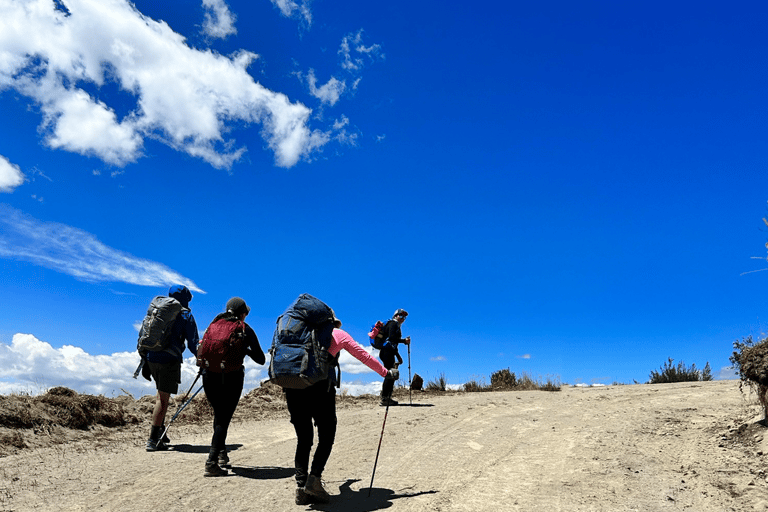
[
  {"x1": 377, "y1": 309, "x2": 410, "y2": 406},
  {"x1": 196, "y1": 297, "x2": 265, "y2": 477},
  {"x1": 141, "y1": 285, "x2": 199, "y2": 452}
]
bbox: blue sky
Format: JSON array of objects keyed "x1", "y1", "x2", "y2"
[{"x1": 1, "y1": 0, "x2": 767, "y2": 397}]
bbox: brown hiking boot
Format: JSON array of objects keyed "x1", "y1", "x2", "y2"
[
  {"x1": 304, "y1": 475, "x2": 330, "y2": 503},
  {"x1": 204, "y1": 461, "x2": 228, "y2": 477},
  {"x1": 295, "y1": 487, "x2": 313, "y2": 505}
]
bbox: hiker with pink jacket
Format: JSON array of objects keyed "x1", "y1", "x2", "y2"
[{"x1": 287, "y1": 316, "x2": 399, "y2": 505}]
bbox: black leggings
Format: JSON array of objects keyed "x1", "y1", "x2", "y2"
[
  {"x1": 380, "y1": 350, "x2": 397, "y2": 398},
  {"x1": 203, "y1": 369, "x2": 244, "y2": 454},
  {"x1": 284, "y1": 381, "x2": 337, "y2": 487}
]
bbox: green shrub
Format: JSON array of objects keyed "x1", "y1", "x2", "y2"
[{"x1": 648, "y1": 358, "x2": 713, "y2": 384}]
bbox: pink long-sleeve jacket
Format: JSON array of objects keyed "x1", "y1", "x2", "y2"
[{"x1": 329, "y1": 328, "x2": 388, "y2": 378}]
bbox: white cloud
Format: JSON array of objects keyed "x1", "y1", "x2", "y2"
[
  {"x1": 430, "y1": 356, "x2": 446, "y2": 362},
  {"x1": 339, "y1": 29, "x2": 384, "y2": 73},
  {"x1": 0, "y1": 0, "x2": 327, "y2": 169},
  {"x1": 0, "y1": 204, "x2": 204, "y2": 292},
  {"x1": 0, "y1": 333, "x2": 159, "y2": 397},
  {"x1": 0, "y1": 333, "x2": 379, "y2": 397},
  {"x1": 202, "y1": 0, "x2": 236, "y2": 39},
  {"x1": 0, "y1": 154, "x2": 25, "y2": 192},
  {"x1": 517, "y1": 354, "x2": 531, "y2": 359},
  {"x1": 269, "y1": 0, "x2": 312, "y2": 27},
  {"x1": 718, "y1": 366, "x2": 738, "y2": 380},
  {"x1": 337, "y1": 344, "x2": 381, "y2": 375},
  {"x1": 307, "y1": 70, "x2": 346, "y2": 106}
]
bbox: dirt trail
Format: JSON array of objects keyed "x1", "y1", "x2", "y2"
[{"x1": 2, "y1": 380, "x2": 767, "y2": 511}]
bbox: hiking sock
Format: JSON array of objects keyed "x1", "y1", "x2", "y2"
[
  {"x1": 160, "y1": 425, "x2": 170, "y2": 444},
  {"x1": 149, "y1": 425, "x2": 162, "y2": 441}
]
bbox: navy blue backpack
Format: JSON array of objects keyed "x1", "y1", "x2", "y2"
[{"x1": 268, "y1": 294, "x2": 339, "y2": 389}]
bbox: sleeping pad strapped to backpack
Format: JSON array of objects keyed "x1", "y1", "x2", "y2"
[{"x1": 268, "y1": 294, "x2": 340, "y2": 389}]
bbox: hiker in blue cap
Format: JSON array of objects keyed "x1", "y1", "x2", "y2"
[{"x1": 144, "y1": 285, "x2": 199, "y2": 451}]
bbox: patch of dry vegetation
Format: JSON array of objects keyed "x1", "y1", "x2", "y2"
[
  {"x1": 730, "y1": 335, "x2": 768, "y2": 420},
  {"x1": 462, "y1": 368, "x2": 561, "y2": 393}
]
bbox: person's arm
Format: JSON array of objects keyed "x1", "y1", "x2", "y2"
[
  {"x1": 331, "y1": 329, "x2": 388, "y2": 377},
  {"x1": 244, "y1": 324, "x2": 266, "y2": 365},
  {"x1": 185, "y1": 313, "x2": 200, "y2": 356}
]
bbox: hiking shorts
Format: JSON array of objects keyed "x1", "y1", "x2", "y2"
[{"x1": 147, "y1": 361, "x2": 181, "y2": 394}]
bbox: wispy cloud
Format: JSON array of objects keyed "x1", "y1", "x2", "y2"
[
  {"x1": 0, "y1": 204, "x2": 204, "y2": 292},
  {"x1": 339, "y1": 29, "x2": 384, "y2": 73},
  {"x1": 0, "y1": 0, "x2": 328, "y2": 169},
  {"x1": 0, "y1": 333, "x2": 380, "y2": 397},
  {"x1": 517, "y1": 354, "x2": 531, "y2": 359},
  {"x1": 307, "y1": 70, "x2": 346, "y2": 106},
  {"x1": 202, "y1": 0, "x2": 236, "y2": 39},
  {"x1": 430, "y1": 356, "x2": 446, "y2": 362},
  {"x1": 0, "y1": 155, "x2": 25, "y2": 192},
  {"x1": 269, "y1": 0, "x2": 312, "y2": 27}
]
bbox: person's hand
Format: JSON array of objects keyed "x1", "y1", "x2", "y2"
[
  {"x1": 386, "y1": 368, "x2": 400, "y2": 380},
  {"x1": 404, "y1": 336, "x2": 411, "y2": 345}
]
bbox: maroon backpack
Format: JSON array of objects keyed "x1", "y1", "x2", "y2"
[{"x1": 197, "y1": 319, "x2": 246, "y2": 373}]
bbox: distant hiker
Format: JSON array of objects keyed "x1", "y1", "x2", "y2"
[
  {"x1": 377, "y1": 309, "x2": 410, "y2": 406},
  {"x1": 197, "y1": 297, "x2": 265, "y2": 477},
  {"x1": 286, "y1": 318, "x2": 399, "y2": 505},
  {"x1": 142, "y1": 285, "x2": 199, "y2": 451}
]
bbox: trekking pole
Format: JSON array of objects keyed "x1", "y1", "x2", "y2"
[
  {"x1": 368, "y1": 399, "x2": 390, "y2": 497},
  {"x1": 407, "y1": 343, "x2": 412, "y2": 405},
  {"x1": 160, "y1": 370, "x2": 203, "y2": 442},
  {"x1": 132, "y1": 358, "x2": 144, "y2": 379},
  {"x1": 368, "y1": 362, "x2": 399, "y2": 497}
]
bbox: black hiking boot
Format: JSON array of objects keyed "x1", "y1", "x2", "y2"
[
  {"x1": 145, "y1": 438, "x2": 169, "y2": 452},
  {"x1": 380, "y1": 397, "x2": 398, "y2": 406},
  {"x1": 218, "y1": 449, "x2": 230, "y2": 467},
  {"x1": 204, "y1": 461, "x2": 228, "y2": 477}
]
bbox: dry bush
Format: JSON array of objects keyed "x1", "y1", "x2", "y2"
[
  {"x1": 0, "y1": 387, "x2": 140, "y2": 431},
  {"x1": 463, "y1": 377, "x2": 490, "y2": 392},
  {"x1": 648, "y1": 358, "x2": 713, "y2": 384},
  {"x1": 491, "y1": 368, "x2": 517, "y2": 389},
  {"x1": 463, "y1": 370, "x2": 561, "y2": 393},
  {"x1": 426, "y1": 373, "x2": 447, "y2": 391},
  {"x1": 730, "y1": 336, "x2": 768, "y2": 419}
]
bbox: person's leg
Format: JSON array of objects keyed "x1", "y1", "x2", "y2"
[
  {"x1": 151, "y1": 390, "x2": 170, "y2": 427},
  {"x1": 202, "y1": 373, "x2": 228, "y2": 476},
  {"x1": 303, "y1": 383, "x2": 335, "y2": 503},
  {"x1": 379, "y1": 351, "x2": 395, "y2": 403},
  {"x1": 310, "y1": 386, "x2": 337, "y2": 478},
  {"x1": 213, "y1": 371, "x2": 243, "y2": 465},
  {"x1": 285, "y1": 388, "x2": 314, "y2": 489},
  {"x1": 146, "y1": 362, "x2": 180, "y2": 451}
]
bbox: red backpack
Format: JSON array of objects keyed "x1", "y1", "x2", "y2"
[{"x1": 197, "y1": 319, "x2": 246, "y2": 373}]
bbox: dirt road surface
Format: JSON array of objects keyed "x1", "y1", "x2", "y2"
[{"x1": 2, "y1": 380, "x2": 767, "y2": 511}]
